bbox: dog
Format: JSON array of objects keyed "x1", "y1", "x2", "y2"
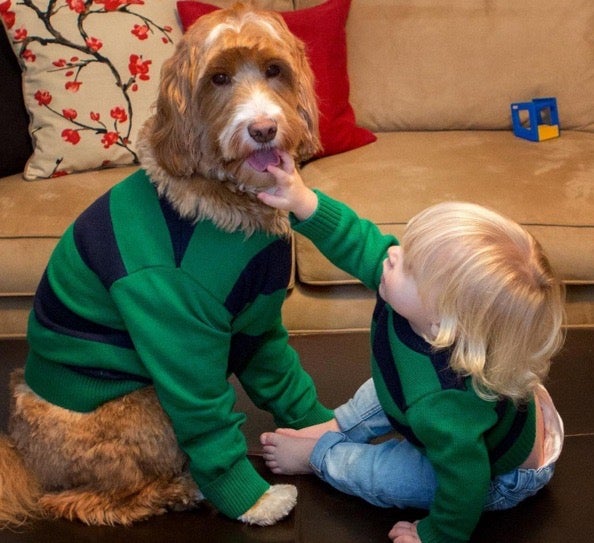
[{"x1": 0, "y1": 2, "x2": 328, "y2": 528}]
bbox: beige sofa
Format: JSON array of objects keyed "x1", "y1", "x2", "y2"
[{"x1": 1, "y1": 0, "x2": 593, "y2": 342}]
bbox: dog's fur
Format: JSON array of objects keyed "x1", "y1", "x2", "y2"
[
  {"x1": 140, "y1": 1, "x2": 319, "y2": 236},
  {"x1": 0, "y1": 3, "x2": 319, "y2": 528}
]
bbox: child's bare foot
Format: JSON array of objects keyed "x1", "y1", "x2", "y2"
[
  {"x1": 275, "y1": 418, "x2": 340, "y2": 440},
  {"x1": 260, "y1": 432, "x2": 317, "y2": 475}
]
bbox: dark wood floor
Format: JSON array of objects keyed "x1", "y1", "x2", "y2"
[{"x1": 0, "y1": 329, "x2": 592, "y2": 542}]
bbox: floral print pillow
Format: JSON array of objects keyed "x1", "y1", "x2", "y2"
[{"x1": 0, "y1": 0, "x2": 181, "y2": 180}]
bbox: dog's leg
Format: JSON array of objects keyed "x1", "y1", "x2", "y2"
[
  {"x1": 39, "y1": 472, "x2": 202, "y2": 526},
  {"x1": 9, "y1": 371, "x2": 202, "y2": 526}
]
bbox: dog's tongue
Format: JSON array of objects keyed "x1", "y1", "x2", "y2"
[{"x1": 247, "y1": 149, "x2": 281, "y2": 172}]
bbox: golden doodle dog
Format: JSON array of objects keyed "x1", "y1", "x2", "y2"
[{"x1": 0, "y1": 2, "x2": 332, "y2": 528}]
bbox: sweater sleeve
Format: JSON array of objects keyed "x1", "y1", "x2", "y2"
[
  {"x1": 235, "y1": 316, "x2": 334, "y2": 428},
  {"x1": 407, "y1": 390, "x2": 498, "y2": 543},
  {"x1": 110, "y1": 269, "x2": 269, "y2": 519},
  {"x1": 292, "y1": 190, "x2": 397, "y2": 291}
]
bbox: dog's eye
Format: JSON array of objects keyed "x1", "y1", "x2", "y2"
[
  {"x1": 212, "y1": 73, "x2": 231, "y2": 86},
  {"x1": 265, "y1": 64, "x2": 281, "y2": 79}
]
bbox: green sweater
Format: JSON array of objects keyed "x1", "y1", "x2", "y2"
[
  {"x1": 26, "y1": 169, "x2": 332, "y2": 519},
  {"x1": 293, "y1": 191, "x2": 536, "y2": 543}
]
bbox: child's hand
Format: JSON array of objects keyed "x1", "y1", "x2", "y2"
[
  {"x1": 258, "y1": 151, "x2": 318, "y2": 221},
  {"x1": 389, "y1": 520, "x2": 422, "y2": 542}
]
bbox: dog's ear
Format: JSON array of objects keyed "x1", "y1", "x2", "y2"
[
  {"x1": 149, "y1": 38, "x2": 202, "y2": 177},
  {"x1": 290, "y1": 34, "x2": 322, "y2": 161}
]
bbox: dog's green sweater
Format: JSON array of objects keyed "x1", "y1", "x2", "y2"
[
  {"x1": 25, "y1": 169, "x2": 333, "y2": 519},
  {"x1": 292, "y1": 191, "x2": 537, "y2": 543}
]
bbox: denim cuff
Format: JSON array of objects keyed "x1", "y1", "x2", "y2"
[
  {"x1": 309, "y1": 431, "x2": 347, "y2": 477},
  {"x1": 334, "y1": 380, "x2": 391, "y2": 442}
]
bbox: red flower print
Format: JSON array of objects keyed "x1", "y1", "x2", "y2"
[
  {"x1": 14, "y1": 27, "x2": 27, "y2": 41},
  {"x1": 132, "y1": 24, "x2": 149, "y2": 40},
  {"x1": 22, "y1": 49, "x2": 36, "y2": 62},
  {"x1": 53, "y1": 59, "x2": 67, "y2": 68},
  {"x1": 110, "y1": 107, "x2": 128, "y2": 123},
  {"x1": 85, "y1": 37, "x2": 103, "y2": 52},
  {"x1": 128, "y1": 54, "x2": 151, "y2": 81},
  {"x1": 66, "y1": 0, "x2": 86, "y2": 13},
  {"x1": 62, "y1": 108, "x2": 78, "y2": 120},
  {"x1": 0, "y1": 1, "x2": 15, "y2": 29},
  {"x1": 34, "y1": 90, "x2": 52, "y2": 106},
  {"x1": 94, "y1": 0, "x2": 124, "y2": 11},
  {"x1": 62, "y1": 129, "x2": 81, "y2": 145},
  {"x1": 101, "y1": 132, "x2": 119, "y2": 148},
  {"x1": 65, "y1": 81, "x2": 82, "y2": 92},
  {"x1": 90, "y1": 112, "x2": 101, "y2": 122}
]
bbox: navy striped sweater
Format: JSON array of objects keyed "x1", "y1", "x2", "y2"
[{"x1": 26, "y1": 169, "x2": 333, "y2": 519}]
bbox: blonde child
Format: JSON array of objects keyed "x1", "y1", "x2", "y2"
[{"x1": 257, "y1": 152, "x2": 565, "y2": 543}]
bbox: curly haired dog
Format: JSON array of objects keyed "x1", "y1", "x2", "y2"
[{"x1": 0, "y1": 3, "x2": 331, "y2": 528}]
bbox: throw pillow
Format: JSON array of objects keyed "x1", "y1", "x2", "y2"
[
  {"x1": 0, "y1": 0, "x2": 182, "y2": 180},
  {"x1": 176, "y1": 0, "x2": 376, "y2": 158}
]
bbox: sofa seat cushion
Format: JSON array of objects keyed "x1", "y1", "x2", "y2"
[
  {"x1": 0, "y1": 167, "x2": 137, "y2": 297},
  {"x1": 297, "y1": 130, "x2": 594, "y2": 286}
]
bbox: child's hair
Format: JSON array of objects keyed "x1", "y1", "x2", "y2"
[{"x1": 401, "y1": 201, "x2": 565, "y2": 404}]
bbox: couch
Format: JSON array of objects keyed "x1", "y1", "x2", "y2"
[
  {"x1": 1, "y1": 0, "x2": 593, "y2": 344},
  {"x1": 0, "y1": 2, "x2": 593, "y2": 540}
]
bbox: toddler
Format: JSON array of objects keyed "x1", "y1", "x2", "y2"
[{"x1": 257, "y1": 152, "x2": 565, "y2": 543}]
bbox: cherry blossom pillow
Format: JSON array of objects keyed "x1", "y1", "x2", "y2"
[{"x1": 0, "y1": 0, "x2": 182, "y2": 180}]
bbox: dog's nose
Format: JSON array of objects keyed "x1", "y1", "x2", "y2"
[{"x1": 248, "y1": 120, "x2": 277, "y2": 143}]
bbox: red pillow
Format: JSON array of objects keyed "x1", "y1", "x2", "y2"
[{"x1": 176, "y1": 0, "x2": 376, "y2": 158}]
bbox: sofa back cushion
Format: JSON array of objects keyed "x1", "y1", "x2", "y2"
[{"x1": 298, "y1": 0, "x2": 594, "y2": 132}]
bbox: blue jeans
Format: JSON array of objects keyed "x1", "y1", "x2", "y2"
[{"x1": 309, "y1": 379, "x2": 555, "y2": 510}]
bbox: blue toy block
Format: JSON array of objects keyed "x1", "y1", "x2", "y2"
[{"x1": 511, "y1": 97, "x2": 560, "y2": 142}]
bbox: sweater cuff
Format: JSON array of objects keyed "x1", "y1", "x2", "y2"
[
  {"x1": 289, "y1": 402, "x2": 334, "y2": 429},
  {"x1": 199, "y1": 457, "x2": 270, "y2": 519},
  {"x1": 417, "y1": 517, "x2": 466, "y2": 543}
]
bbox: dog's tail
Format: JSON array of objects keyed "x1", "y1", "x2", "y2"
[{"x1": 0, "y1": 435, "x2": 44, "y2": 528}]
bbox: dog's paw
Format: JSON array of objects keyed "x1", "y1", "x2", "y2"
[{"x1": 237, "y1": 484, "x2": 297, "y2": 526}]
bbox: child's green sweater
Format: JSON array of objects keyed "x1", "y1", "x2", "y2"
[
  {"x1": 25, "y1": 169, "x2": 333, "y2": 519},
  {"x1": 292, "y1": 191, "x2": 536, "y2": 543}
]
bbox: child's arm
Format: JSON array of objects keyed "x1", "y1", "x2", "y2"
[
  {"x1": 260, "y1": 152, "x2": 396, "y2": 291},
  {"x1": 258, "y1": 151, "x2": 318, "y2": 221}
]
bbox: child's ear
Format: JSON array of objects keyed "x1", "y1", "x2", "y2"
[{"x1": 430, "y1": 323, "x2": 440, "y2": 339}]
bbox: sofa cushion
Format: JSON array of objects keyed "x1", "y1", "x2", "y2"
[
  {"x1": 1, "y1": 1, "x2": 182, "y2": 179},
  {"x1": 335, "y1": 0, "x2": 594, "y2": 132},
  {"x1": 297, "y1": 131, "x2": 594, "y2": 286},
  {"x1": 177, "y1": 0, "x2": 376, "y2": 158},
  {"x1": 0, "y1": 167, "x2": 137, "y2": 297}
]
